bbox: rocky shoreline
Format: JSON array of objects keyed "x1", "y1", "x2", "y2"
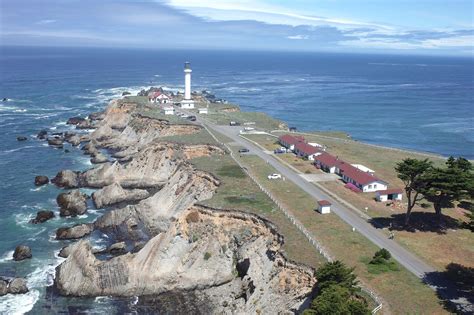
[{"x1": 13, "y1": 90, "x2": 317, "y2": 313}]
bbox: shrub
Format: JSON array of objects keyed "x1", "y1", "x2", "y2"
[
  {"x1": 373, "y1": 248, "x2": 391, "y2": 261},
  {"x1": 204, "y1": 252, "x2": 212, "y2": 260}
]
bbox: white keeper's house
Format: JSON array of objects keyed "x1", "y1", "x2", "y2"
[{"x1": 148, "y1": 91, "x2": 171, "y2": 104}]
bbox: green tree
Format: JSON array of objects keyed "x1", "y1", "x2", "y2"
[
  {"x1": 306, "y1": 285, "x2": 370, "y2": 315},
  {"x1": 315, "y1": 261, "x2": 358, "y2": 293},
  {"x1": 446, "y1": 156, "x2": 472, "y2": 172},
  {"x1": 395, "y1": 158, "x2": 433, "y2": 225},
  {"x1": 348, "y1": 299, "x2": 371, "y2": 315},
  {"x1": 421, "y1": 157, "x2": 474, "y2": 224}
]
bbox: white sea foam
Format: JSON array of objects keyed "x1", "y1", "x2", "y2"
[
  {"x1": 0, "y1": 105, "x2": 20, "y2": 112},
  {"x1": 29, "y1": 186, "x2": 45, "y2": 192},
  {"x1": 0, "y1": 289, "x2": 40, "y2": 315},
  {"x1": 14, "y1": 213, "x2": 35, "y2": 230},
  {"x1": 1, "y1": 145, "x2": 38, "y2": 154},
  {"x1": 1, "y1": 253, "x2": 68, "y2": 314},
  {"x1": 0, "y1": 250, "x2": 14, "y2": 263}
]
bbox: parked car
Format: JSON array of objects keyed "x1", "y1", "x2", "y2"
[
  {"x1": 267, "y1": 173, "x2": 282, "y2": 180},
  {"x1": 238, "y1": 148, "x2": 250, "y2": 153},
  {"x1": 274, "y1": 149, "x2": 285, "y2": 154},
  {"x1": 187, "y1": 115, "x2": 196, "y2": 121},
  {"x1": 230, "y1": 121, "x2": 241, "y2": 126}
]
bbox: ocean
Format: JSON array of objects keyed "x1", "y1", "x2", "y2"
[{"x1": 0, "y1": 46, "x2": 472, "y2": 313}]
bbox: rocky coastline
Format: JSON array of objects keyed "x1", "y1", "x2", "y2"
[{"x1": 14, "y1": 90, "x2": 317, "y2": 313}]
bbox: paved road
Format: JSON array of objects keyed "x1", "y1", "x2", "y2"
[{"x1": 180, "y1": 109, "x2": 471, "y2": 312}]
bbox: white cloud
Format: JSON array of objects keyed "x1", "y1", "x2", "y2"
[
  {"x1": 287, "y1": 35, "x2": 309, "y2": 40},
  {"x1": 165, "y1": 0, "x2": 391, "y2": 30},
  {"x1": 36, "y1": 19, "x2": 57, "y2": 25},
  {"x1": 339, "y1": 34, "x2": 474, "y2": 51}
]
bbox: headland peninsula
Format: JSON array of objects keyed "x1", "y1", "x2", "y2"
[{"x1": 3, "y1": 82, "x2": 473, "y2": 314}]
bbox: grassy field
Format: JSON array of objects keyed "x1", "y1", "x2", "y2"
[
  {"x1": 237, "y1": 155, "x2": 448, "y2": 314},
  {"x1": 190, "y1": 153, "x2": 326, "y2": 268},
  {"x1": 199, "y1": 103, "x2": 287, "y2": 130},
  {"x1": 243, "y1": 132, "x2": 474, "y2": 272}
]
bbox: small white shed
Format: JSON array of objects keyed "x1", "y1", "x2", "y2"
[
  {"x1": 317, "y1": 200, "x2": 331, "y2": 214},
  {"x1": 198, "y1": 108, "x2": 208, "y2": 114},
  {"x1": 376, "y1": 189, "x2": 403, "y2": 202},
  {"x1": 162, "y1": 107, "x2": 175, "y2": 115}
]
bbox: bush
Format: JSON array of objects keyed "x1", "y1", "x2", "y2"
[
  {"x1": 373, "y1": 248, "x2": 391, "y2": 261},
  {"x1": 204, "y1": 252, "x2": 212, "y2": 260}
]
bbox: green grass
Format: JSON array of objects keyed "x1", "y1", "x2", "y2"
[
  {"x1": 217, "y1": 165, "x2": 246, "y2": 178},
  {"x1": 202, "y1": 104, "x2": 286, "y2": 131},
  {"x1": 224, "y1": 195, "x2": 261, "y2": 206},
  {"x1": 360, "y1": 256, "x2": 401, "y2": 275}
]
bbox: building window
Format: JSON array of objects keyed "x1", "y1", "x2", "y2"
[
  {"x1": 368, "y1": 185, "x2": 372, "y2": 189},
  {"x1": 373, "y1": 184, "x2": 377, "y2": 189}
]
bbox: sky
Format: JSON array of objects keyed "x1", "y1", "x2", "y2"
[{"x1": 0, "y1": 0, "x2": 473, "y2": 56}]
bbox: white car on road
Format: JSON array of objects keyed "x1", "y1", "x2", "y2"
[{"x1": 267, "y1": 173, "x2": 282, "y2": 180}]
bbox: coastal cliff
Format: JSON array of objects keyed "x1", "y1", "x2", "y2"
[{"x1": 52, "y1": 97, "x2": 317, "y2": 313}]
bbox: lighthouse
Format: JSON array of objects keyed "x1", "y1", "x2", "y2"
[{"x1": 181, "y1": 62, "x2": 195, "y2": 109}]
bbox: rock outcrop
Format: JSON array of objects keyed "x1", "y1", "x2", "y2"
[
  {"x1": 56, "y1": 223, "x2": 94, "y2": 240},
  {"x1": 57, "y1": 190, "x2": 88, "y2": 217},
  {"x1": 34, "y1": 175, "x2": 49, "y2": 186},
  {"x1": 55, "y1": 207, "x2": 316, "y2": 313},
  {"x1": 30, "y1": 210, "x2": 55, "y2": 224},
  {"x1": 0, "y1": 279, "x2": 7, "y2": 296},
  {"x1": 52, "y1": 170, "x2": 80, "y2": 188},
  {"x1": 13, "y1": 245, "x2": 32, "y2": 261},
  {"x1": 37, "y1": 129, "x2": 48, "y2": 140},
  {"x1": 94, "y1": 166, "x2": 219, "y2": 237},
  {"x1": 92, "y1": 183, "x2": 149, "y2": 208},
  {"x1": 7, "y1": 278, "x2": 29, "y2": 294}
]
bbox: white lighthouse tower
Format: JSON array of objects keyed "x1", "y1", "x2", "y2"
[{"x1": 181, "y1": 62, "x2": 195, "y2": 109}]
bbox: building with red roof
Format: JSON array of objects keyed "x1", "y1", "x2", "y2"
[
  {"x1": 148, "y1": 91, "x2": 171, "y2": 104},
  {"x1": 338, "y1": 162, "x2": 388, "y2": 192},
  {"x1": 317, "y1": 200, "x2": 331, "y2": 214},
  {"x1": 314, "y1": 152, "x2": 342, "y2": 173},
  {"x1": 279, "y1": 134, "x2": 305, "y2": 151},
  {"x1": 294, "y1": 142, "x2": 322, "y2": 160}
]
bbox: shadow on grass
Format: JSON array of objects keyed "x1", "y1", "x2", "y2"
[
  {"x1": 423, "y1": 263, "x2": 474, "y2": 314},
  {"x1": 369, "y1": 212, "x2": 461, "y2": 234}
]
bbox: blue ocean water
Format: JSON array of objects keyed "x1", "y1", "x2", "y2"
[{"x1": 0, "y1": 46, "x2": 472, "y2": 313}]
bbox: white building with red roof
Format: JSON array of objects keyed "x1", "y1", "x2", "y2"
[
  {"x1": 314, "y1": 152, "x2": 342, "y2": 173},
  {"x1": 294, "y1": 142, "x2": 321, "y2": 160},
  {"x1": 317, "y1": 200, "x2": 332, "y2": 214},
  {"x1": 278, "y1": 134, "x2": 305, "y2": 151},
  {"x1": 148, "y1": 91, "x2": 171, "y2": 104},
  {"x1": 338, "y1": 162, "x2": 388, "y2": 192}
]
